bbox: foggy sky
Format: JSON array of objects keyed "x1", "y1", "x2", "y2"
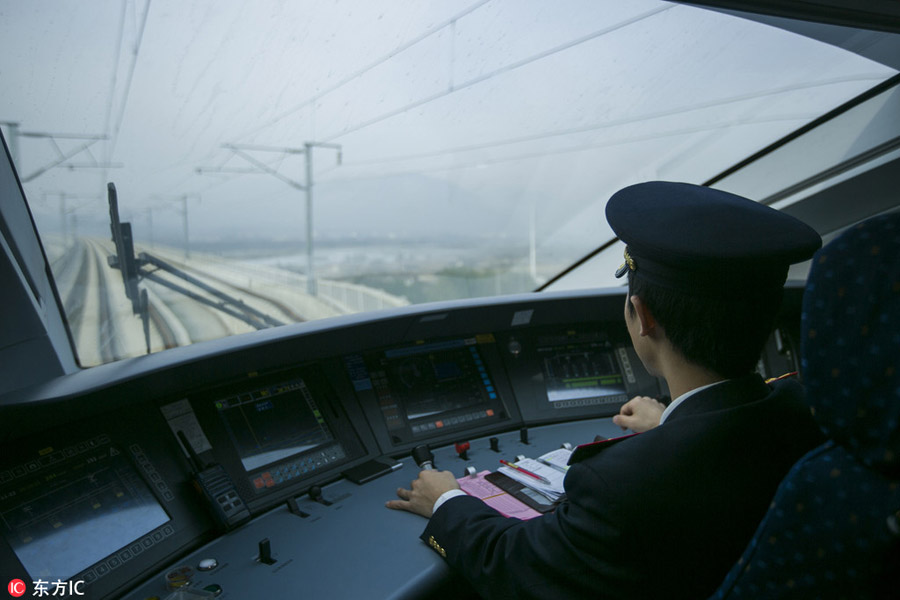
[{"x1": 0, "y1": 0, "x2": 894, "y2": 270}]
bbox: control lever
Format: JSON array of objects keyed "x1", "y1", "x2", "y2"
[
  {"x1": 257, "y1": 538, "x2": 276, "y2": 565},
  {"x1": 309, "y1": 485, "x2": 332, "y2": 506},
  {"x1": 411, "y1": 444, "x2": 435, "y2": 470},
  {"x1": 286, "y1": 496, "x2": 310, "y2": 518},
  {"x1": 455, "y1": 441, "x2": 470, "y2": 461}
]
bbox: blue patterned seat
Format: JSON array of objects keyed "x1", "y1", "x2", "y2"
[{"x1": 710, "y1": 213, "x2": 900, "y2": 600}]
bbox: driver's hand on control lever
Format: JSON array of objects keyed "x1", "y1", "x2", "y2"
[
  {"x1": 386, "y1": 470, "x2": 460, "y2": 518},
  {"x1": 612, "y1": 396, "x2": 665, "y2": 433}
]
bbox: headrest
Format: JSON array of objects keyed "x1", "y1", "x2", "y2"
[
  {"x1": 606, "y1": 182, "x2": 821, "y2": 298},
  {"x1": 801, "y1": 213, "x2": 900, "y2": 477}
]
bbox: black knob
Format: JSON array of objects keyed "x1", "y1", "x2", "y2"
[
  {"x1": 411, "y1": 444, "x2": 435, "y2": 470},
  {"x1": 520, "y1": 427, "x2": 529, "y2": 445},
  {"x1": 489, "y1": 437, "x2": 500, "y2": 452}
]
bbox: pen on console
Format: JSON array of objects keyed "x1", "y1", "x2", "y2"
[
  {"x1": 499, "y1": 459, "x2": 552, "y2": 484},
  {"x1": 537, "y1": 457, "x2": 568, "y2": 474}
]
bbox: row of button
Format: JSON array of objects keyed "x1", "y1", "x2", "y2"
[
  {"x1": 1, "y1": 435, "x2": 111, "y2": 483},
  {"x1": 251, "y1": 447, "x2": 346, "y2": 490},
  {"x1": 130, "y1": 444, "x2": 175, "y2": 502},
  {"x1": 552, "y1": 394, "x2": 627, "y2": 409},
  {"x1": 78, "y1": 524, "x2": 175, "y2": 583},
  {"x1": 471, "y1": 346, "x2": 499, "y2": 400},
  {"x1": 617, "y1": 347, "x2": 637, "y2": 384},
  {"x1": 411, "y1": 409, "x2": 495, "y2": 434}
]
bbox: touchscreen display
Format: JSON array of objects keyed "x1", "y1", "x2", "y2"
[
  {"x1": 0, "y1": 436, "x2": 169, "y2": 579},
  {"x1": 365, "y1": 338, "x2": 506, "y2": 441},
  {"x1": 537, "y1": 333, "x2": 627, "y2": 408},
  {"x1": 215, "y1": 379, "x2": 336, "y2": 472}
]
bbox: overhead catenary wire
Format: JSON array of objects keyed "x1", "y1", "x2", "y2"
[
  {"x1": 232, "y1": 0, "x2": 493, "y2": 144},
  {"x1": 181, "y1": 1, "x2": 491, "y2": 200},
  {"x1": 196, "y1": 4, "x2": 672, "y2": 202},
  {"x1": 315, "y1": 112, "x2": 819, "y2": 184},
  {"x1": 107, "y1": 0, "x2": 152, "y2": 163},
  {"x1": 319, "y1": 4, "x2": 674, "y2": 144},
  {"x1": 179, "y1": 3, "x2": 887, "y2": 217},
  {"x1": 185, "y1": 69, "x2": 884, "y2": 207},
  {"x1": 102, "y1": 0, "x2": 128, "y2": 156},
  {"x1": 332, "y1": 73, "x2": 887, "y2": 170}
]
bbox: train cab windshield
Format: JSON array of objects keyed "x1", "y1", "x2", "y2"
[
  {"x1": 1, "y1": 0, "x2": 897, "y2": 367},
  {"x1": 1, "y1": 2, "x2": 900, "y2": 600}
]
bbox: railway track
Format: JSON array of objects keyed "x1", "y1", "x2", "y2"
[{"x1": 48, "y1": 238, "x2": 332, "y2": 366}]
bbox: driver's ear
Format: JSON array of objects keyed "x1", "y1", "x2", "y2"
[{"x1": 628, "y1": 295, "x2": 657, "y2": 337}]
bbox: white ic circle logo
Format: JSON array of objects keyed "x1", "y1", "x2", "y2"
[{"x1": 7, "y1": 579, "x2": 27, "y2": 598}]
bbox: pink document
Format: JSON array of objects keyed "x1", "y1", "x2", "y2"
[{"x1": 457, "y1": 470, "x2": 542, "y2": 520}]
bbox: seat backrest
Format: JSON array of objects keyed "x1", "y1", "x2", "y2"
[{"x1": 710, "y1": 213, "x2": 900, "y2": 599}]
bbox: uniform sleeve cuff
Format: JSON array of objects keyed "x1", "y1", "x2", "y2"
[{"x1": 432, "y1": 489, "x2": 467, "y2": 514}]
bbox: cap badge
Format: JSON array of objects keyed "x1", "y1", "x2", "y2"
[{"x1": 615, "y1": 247, "x2": 636, "y2": 278}]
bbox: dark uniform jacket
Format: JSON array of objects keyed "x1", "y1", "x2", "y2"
[{"x1": 421, "y1": 373, "x2": 824, "y2": 599}]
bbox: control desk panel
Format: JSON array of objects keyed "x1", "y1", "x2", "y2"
[{"x1": 0, "y1": 286, "x2": 803, "y2": 599}]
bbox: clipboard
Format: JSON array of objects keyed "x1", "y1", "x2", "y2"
[{"x1": 485, "y1": 471, "x2": 559, "y2": 513}]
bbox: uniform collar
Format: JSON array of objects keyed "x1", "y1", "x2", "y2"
[
  {"x1": 662, "y1": 373, "x2": 770, "y2": 424},
  {"x1": 659, "y1": 380, "x2": 727, "y2": 425}
]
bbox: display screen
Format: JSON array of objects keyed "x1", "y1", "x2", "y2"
[
  {"x1": 216, "y1": 379, "x2": 336, "y2": 473},
  {"x1": 0, "y1": 436, "x2": 169, "y2": 579},
  {"x1": 364, "y1": 338, "x2": 506, "y2": 440},
  {"x1": 538, "y1": 333, "x2": 627, "y2": 408}
]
